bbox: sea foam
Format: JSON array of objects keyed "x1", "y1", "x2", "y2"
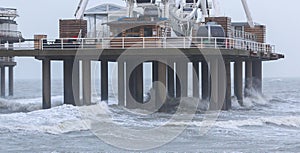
[
  {"x1": 0, "y1": 96, "x2": 63, "y2": 112},
  {"x1": 0, "y1": 102, "x2": 110, "y2": 134}
]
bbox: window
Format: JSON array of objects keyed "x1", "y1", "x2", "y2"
[
  {"x1": 126, "y1": 34, "x2": 140, "y2": 37},
  {"x1": 109, "y1": 6, "x2": 121, "y2": 11},
  {"x1": 126, "y1": 27, "x2": 140, "y2": 33},
  {"x1": 144, "y1": 27, "x2": 153, "y2": 37}
]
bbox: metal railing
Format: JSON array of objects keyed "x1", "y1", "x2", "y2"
[
  {"x1": 40, "y1": 37, "x2": 275, "y2": 53},
  {"x1": 232, "y1": 30, "x2": 257, "y2": 41},
  {"x1": 0, "y1": 39, "x2": 34, "y2": 50}
]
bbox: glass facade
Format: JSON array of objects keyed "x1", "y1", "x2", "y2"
[{"x1": 0, "y1": 7, "x2": 23, "y2": 43}]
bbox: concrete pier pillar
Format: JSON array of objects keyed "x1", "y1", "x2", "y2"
[
  {"x1": 193, "y1": 62, "x2": 200, "y2": 98},
  {"x1": 175, "y1": 63, "x2": 181, "y2": 98},
  {"x1": 152, "y1": 61, "x2": 159, "y2": 83},
  {"x1": 63, "y1": 58, "x2": 79, "y2": 106},
  {"x1": 101, "y1": 60, "x2": 109, "y2": 101},
  {"x1": 245, "y1": 61, "x2": 253, "y2": 97},
  {"x1": 0, "y1": 66, "x2": 5, "y2": 97},
  {"x1": 252, "y1": 61, "x2": 262, "y2": 94},
  {"x1": 129, "y1": 64, "x2": 137, "y2": 107},
  {"x1": 176, "y1": 61, "x2": 188, "y2": 98},
  {"x1": 118, "y1": 61, "x2": 125, "y2": 106},
  {"x1": 234, "y1": 60, "x2": 243, "y2": 106},
  {"x1": 126, "y1": 61, "x2": 135, "y2": 108},
  {"x1": 8, "y1": 66, "x2": 13, "y2": 96},
  {"x1": 152, "y1": 61, "x2": 159, "y2": 107},
  {"x1": 126, "y1": 62, "x2": 144, "y2": 108},
  {"x1": 42, "y1": 59, "x2": 51, "y2": 109},
  {"x1": 82, "y1": 59, "x2": 91, "y2": 105},
  {"x1": 153, "y1": 61, "x2": 167, "y2": 109},
  {"x1": 209, "y1": 59, "x2": 226, "y2": 110},
  {"x1": 209, "y1": 59, "x2": 219, "y2": 110},
  {"x1": 224, "y1": 61, "x2": 231, "y2": 110},
  {"x1": 72, "y1": 60, "x2": 80, "y2": 106},
  {"x1": 126, "y1": 61, "x2": 133, "y2": 108},
  {"x1": 167, "y1": 61, "x2": 175, "y2": 98},
  {"x1": 201, "y1": 61, "x2": 209, "y2": 100},
  {"x1": 135, "y1": 64, "x2": 144, "y2": 104}
]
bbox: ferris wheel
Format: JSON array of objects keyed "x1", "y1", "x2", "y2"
[
  {"x1": 74, "y1": 0, "x2": 254, "y2": 37},
  {"x1": 167, "y1": 0, "x2": 255, "y2": 36}
]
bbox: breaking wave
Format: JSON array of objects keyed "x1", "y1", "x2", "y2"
[
  {"x1": 0, "y1": 99, "x2": 298, "y2": 135},
  {"x1": 0, "y1": 102, "x2": 110, "y2": 134},
  {"x1": 231, "y1": 89, "x2": 271, "y2": 110},
  {"x1": 168, "y1": 116, "x2": 300, "y2": 130},
  {"x1": 0, "y1": 96, "x2": 63, "y2": 112}
]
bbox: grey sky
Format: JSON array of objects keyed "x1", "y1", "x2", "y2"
[{"x1": 1, "y1": 0, "x2": 299, "y2": 79}]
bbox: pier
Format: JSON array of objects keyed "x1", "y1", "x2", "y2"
[
  {"x1": 0, "y1": 37, "x2": 284, "y2": 110},
  {"x1": 0, "y1": 1, "x2": 285, "y2": 111}
]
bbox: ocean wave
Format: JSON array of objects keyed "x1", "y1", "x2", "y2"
[
  {"x1": 216, "y1": 116, "x2": 300, "y2": 129},
  {"x1": 0, "y1": 103, "x2": 110, "y2": 134},
  {"x1": 168, "y1": 116, "x2": 300, "y2": 130},
  {"x1": 231, "y1": 89, "x2": 271, "y2": 110},
  {"x1": 268, "y1": 78, "x2": 283, "y2": 82},
  {"x1": 0, "y1": 96, "x2": 63, "y2": 112},
  {"x1": 0, "y1": 97, "x2": 299, "y2": 135}
]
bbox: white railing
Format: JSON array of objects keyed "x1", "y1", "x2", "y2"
[
  {"x1": 232, "y1": 30, "x2": 257, "y2": 41},
  {"x1": 0, "y1": 37, "x2": 274, "y2": 54},
  {"x1": 0, "y1": 40, "x2": 34, "y2": 50},
  {"x1": 40, "y1": 37, "x2": 275, "y2": 53},
  {"x1": 14, "y1": 41, "x2": 34, "y2": 50}
]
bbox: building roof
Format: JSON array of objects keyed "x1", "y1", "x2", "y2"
[
  {"x1": 84, "y1": 3, "x2": 126, "y2": 15},
  {"x1": 232, "y1": 22, "x2": 264, "y2": 27},
  {"x1": 0, "y1": 7, "x2": 18, "y2": 18},
  {"x1": 106, "y1": 17, "x2": 167, "y2": 26}
]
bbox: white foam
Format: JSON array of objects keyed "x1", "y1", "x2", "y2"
[
  {"x1": 0, "y1": 93, "x2": 298, "y2": 135},
  {"x1": 168, "y1": 116, "x2": 300, "y2": 130},
  {"x1": 231, "y1": 89, "x2": 270, "y2": 110},
  {"x1": 269, "y1": 78, "x2": 283, "y2": 82},
  {"x1": 216, "y1": 116, "x2": 300, "y2": 129},
  {"x1": 0, "y1": 102, "x2": 110, "y2": 134},
  {"x1": 0, "y1": 96, "x2": 63, "y2": 112}
]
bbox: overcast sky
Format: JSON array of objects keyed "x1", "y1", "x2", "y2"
[{"x1": 1, "y1": 0, "x2": 299, "y2": 79}]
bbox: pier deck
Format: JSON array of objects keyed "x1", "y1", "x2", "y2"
[
  {"x1": 0, "y1": 36, "x2": 283, "y2": 60},
  {"x1": 0, "y1": 48, "x2": 283, "y2": 61}
]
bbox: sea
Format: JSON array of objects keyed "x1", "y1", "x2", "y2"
[{"x1": 0, "y1": 77, "x2": 300, "y2": 152}]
